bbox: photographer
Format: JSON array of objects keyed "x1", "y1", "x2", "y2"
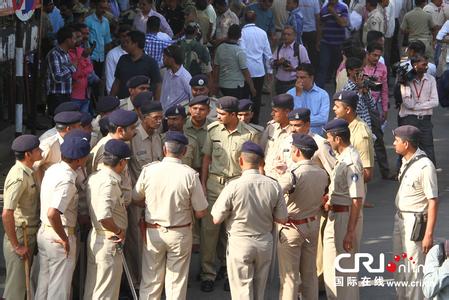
[
  {"x1": 397, "y1": 55, "x2": 439, "y2": 166},
  {"x1": 423, "y1": 242, "x2": 449, "y2": 299}
]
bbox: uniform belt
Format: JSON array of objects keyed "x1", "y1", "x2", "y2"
[
  {"x1": 329, "y1": 205, "x2": 350, "y2": 213},
  {"x1": 44, "y1": 224, "x2": 75, "y2": 235},
  {"x1": 288, "y1": 216, "x2": 317, "y2": 225},
  {"x1": 397, "y1": 210, "x2": 427, "y2": 219},
  {"x1": 209, "y1": 173, "x2": 236, "y2": 185},
  {"x1": 95, "y1": 229, "x2": 116, "y2": 237},
  {"x1": 408, "y1": 115, "x2": 431, "y2": 120},
  {"x1": 145, "y1": 222, "x2": 191, "y2": 229}
]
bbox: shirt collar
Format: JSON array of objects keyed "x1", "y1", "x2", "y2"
[
  {"x1": 219, "y1": 121, "x2": 245, "y2": 134},
  {"x1": 348, "y1": 116, "x2": 361, "y2": 130},
  {"x1": 242, "y1": 169, "x2": 259, "y2": 176},
  {"x1": 295, "y1": 159, "x2": 315, "y2": 167},
  {"x1": 169, "y1": 65, "x2": 185, "y2": 76},
  {"x1": 162, "y1": 157, "x2": 183, "y2": 164},
  {"x1": 16, "y1": 160, "x2": 34, "y2": 176},
  {"x1": 137, "y1": 123, "x2": 150, "y2": 140},
  {"x1": 282, "y1": 42, "x2": 295, "y2": 49},
  {"x1": 402, "y1": 148, "x2": 426, "y2": 164},
  {"x1": 243, "y1": 23, "x2": 256, "y2": 28},
  {"x1": 102, "y1": 166, "x2": 122, "y2": 182},
  {"x1": 185, "y1": 117, "x2": 208, "y2": 130}
]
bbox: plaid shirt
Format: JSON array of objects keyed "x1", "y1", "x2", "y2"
[
  {"x1": 46, "y1": 46, "x2": 76, "y2": 95},
  {"x1": 343, "y1": 80, "x2": 376, "y2": 129},
  {"x1": 144, "y1": 33, "x2": 174, "y2": 67}
]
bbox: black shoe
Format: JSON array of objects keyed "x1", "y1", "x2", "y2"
[
  {"x1": 224, "y1": 279, "x2": 230, "y2": 291},
  {"x1": 216, "y1": 266, "x2": 227, "y2": 280},
  {"x1": 201, "y1": 280, "x2": 215, "y2": 292}
]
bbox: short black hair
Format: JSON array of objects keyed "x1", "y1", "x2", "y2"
[
  {"x1": 346, "y1": 57, "x2": 363, "y2": 70},
  {"x1": 127, "y1": 30, "x2": 145, "y2": 49},
  {"x1": 367, "y1": 42, "x2": 384, "y2": 53},
  {"x1": 164, "y1": 44, "x2": 184, "y2": 65},
  {"x1": 118, "y1": 23, "x2": 132, "y2": 34},
  {"x1": 227, "y1": 24, "x2": 241, "y2": 40},
  {"x1": 14, "y1": 151, "x2": 26, "y2": 161},
  {"x1": 296, "y1": 63, "x2": 315, "y2": 77},
  {"x1": 57, "y1": 26, "x2": 74, "y2": 44},
  {"x1": 103, "y1": 151, "x2": 122, "y2": 167},
  {"x1": 195, "y1": 0, "x2": 208, "y2": 10},
  {"x1": 147, "y1": 16, "x2": 161, "y2": 32},
  {"x1": 298, "y1": 147, "x2": 315, "y2": 159},
  {"x1": 366, "y1": 30, "x2": 384, "y2": 45},
  {"x1": 366, "y1": 0, "x2": 378, "y2": 7},
  {"x1": 215, "y1": 0, "x2": 227, "y2": 6},
  {"x1": 408, "y1": 40, "x2": 426, "y2": 55},
  {"x1": 329, "y1": 129, "x2": 351, "y2": 144},
  {"x1": 415, "y1": 0, "x2": 427, "y2": 6}
]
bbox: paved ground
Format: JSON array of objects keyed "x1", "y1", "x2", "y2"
[{"x1": 0, "y1": 91, "x2": 448, "y2": 299}]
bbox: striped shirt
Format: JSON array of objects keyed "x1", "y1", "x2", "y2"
[
  {"x1": 342, "y1": 80, "x2": 376, "y2": 130},
  {"x1": 320, "y1": 2, "x2": 348, "y2": 45}
]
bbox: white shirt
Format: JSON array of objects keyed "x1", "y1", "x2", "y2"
[
  {"x1": 105, "y1": 45, "x2": 127, "y2": 93},
  {"x1": 40, "y1": 161, "x2": 78, "y2": 227},
  {"x1": 424, "y1": 2, "x2": 445, "y2": 27},
  {"x1": 385, "y1": 1, "x2": 396, "y2": 38},
  {"x1": 393, "y1": 0, "x2": 404, "y2": 18},
  {"x1": 240, "y1": 24, "x2": 273, "y2": 78},
  {"x1": 436, "y1": 19, "x2": 449, "y2": 40}
]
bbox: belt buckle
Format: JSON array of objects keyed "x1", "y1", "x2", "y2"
[
  {"x1": 417, "y1": 115, "x2": 424, "y2": 120},
  {"x1": 219, "y1": 177, "x2": 226, "y2": 185}
]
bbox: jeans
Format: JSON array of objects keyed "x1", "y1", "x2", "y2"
[
  {"x1": 71, "y1": 99, "x2": 90, "y2": 114},
  {"x1": 302, "y1": 31, "x2": 318, "y2": 69},
  {"x1": 316, "y1": 42, "x2": 342, "y2": 88}
]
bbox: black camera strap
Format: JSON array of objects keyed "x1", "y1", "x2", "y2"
[{"x1": 398, "y1": 154, "x2": 427, "y2": 183}]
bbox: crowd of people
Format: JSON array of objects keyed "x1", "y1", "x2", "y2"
[{"x1": 2, "y1": 0, "x2": 448, "y2": 299}]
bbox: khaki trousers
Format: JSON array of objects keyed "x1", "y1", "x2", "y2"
[
  {"x1": 316, "y1": 214, "x2": 328, "y2": 285},
  {"x1": 323, "y1": 210, "x2": 363, "y2": 300},
  {"x1": 124, "y1": 203, "x2": 144, "y2": 286},
  {"x1": 278, "y1": 219, "x2": 320, "y2": 300},
  {"x1": 83, "y1": 230, "x2": 123, "y2": 300},
  {"x1": 140, "y1": 226, "x2": 192, "y2": 300},
  {"x1": 393, "y1": 212, "x2": 425, "y2": 300},
  {"x1": 227, "y1": 233, "x2": 273, "y2": 300},
  {"x1": 200, "y1": 176, "x2": 226, "y2": 280},
  {"x1": 35, "y1": 226, "x2": 77, "y2": 300},
  {"x1": 3, "y1": 228, "x2": 37, "y2": 300}
]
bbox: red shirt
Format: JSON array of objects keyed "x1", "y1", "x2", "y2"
[{"x1": 69, "y1": 47, "x2": 93, "y2": 100}]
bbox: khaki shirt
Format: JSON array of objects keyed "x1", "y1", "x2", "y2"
[
  {"x1": 133, "y1": 157, "x2": 208, "y2": 227},
  {"x1": 401, "y1": 7, "x2": 435, "y2": 41},
  {"x1": 363, "y1": 7, "x2": 385, "y2": 44},
  {"x1": 119, "y1": 97, "x2": 134, "y2": 111},
  {"x1": 261, "y1": 121, "x2": 291, "y2": 178},
  {"x1": 328, "y1": 146, "x2": 365, "y2": 206},
  {"x1": 395, "y1": 148, "x2": 438, "y2": 212},
  {"x1": 184, "y1": 116, "x2": 211, "y2": 151},
  {"x1": 39, "y1": 127, "x2": 57, "y2": 141},
  {"x1": 278, "y1": 160, "x2": 329, "y2": 219},
  {"x1": 161, "y1": 131, "x2": 201, "y2": 169},
  {"x1": 40, "y1": 161, "x2": 78, "y2": 227},
  {"x1": 87, "y1": 168, "x2": 128, "y2": 231},
  {"x1": 130, "y1": 124, "x2": 163, "y2": 184},
  {"x1": 3, "y1": 161, "x2": 40, "y2": 227},
  {"x1": 348, "y1": 116, "x2": 375, "y2": 169},
  {"x1": 90, "y1": 134, "x2": 113, "y2": 173},
  {"x1": 211, "y1": 169, "x2": 288, "y2": 237},
  {"x1": 203, "y1": 120, "x2": 260, "y2": 178}
]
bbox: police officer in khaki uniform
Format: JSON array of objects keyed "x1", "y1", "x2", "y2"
[
  {"x1": 39, "y1": 102, "x2": 81, "y2": 141},
  {"x1": 119, "y1": 75, "x2": 150, "y2": 111},
  {"x1": 322, "y1": 119, "x2": 365, "y2": 300},
  {"x1": 392, "y1": 125, "x2": 438, "y2": 300},
  {"x1": 133, "y1": 131, "x2": 208, "y2": 300},
  {"x1": 362, "y1": 0, "x2": 385, "y2": 45},
  {"x1": 237, "y1": 99, "x2": 265, "y2": 133},
  {"x1": 91, "y1": 96, "x2": 120, "y2": 148},
  {"x1": 261, "y1": 94, "x2": 294, "y2": 178},
  {"x1": 35, "y1": 133, "x2": 91, "y2": 299},
  {"x1": 189, "y1": 74, "x2": 218, "y2": 118},
  {"x1": 164, "y1": 104, "x2": 201, "y2": 170},
  {"x1": 276, "y1": 134, "x2": 328, "y2": 300},
  {"x1": 2, "y1": 135, "x2": 42, "y2": 300},
  {"x1": 200, "y1": 96, "x2": 260, "y2": 292},
  {"x1": 84, "y1": 139, "x2": 131, "y2": 299},
  {"x1": 211, "y1": 141, "x2": 288, "y2": 300}
]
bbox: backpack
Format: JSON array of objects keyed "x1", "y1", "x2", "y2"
[{"x1": 178, "y1": 39, "x2": 202, "y2": 76}]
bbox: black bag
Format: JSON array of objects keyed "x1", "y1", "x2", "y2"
[
  {"x1": 410, "y1": 213, "x2": 427, "y2": 241},
  {"x1": 437, "y1": 70, "x2": 449, "y2": 107}
]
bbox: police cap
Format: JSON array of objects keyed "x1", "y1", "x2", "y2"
[
  {"x1": 393, "y1": 125, "x2": 421, "y2": 143},
  {"x1": 11, "y1": 135, "x2": 40, "y2": 152},
  {"x1": 216, "y1": 96, "x2": 239, "y2": 112},
  {"x1": 238, "y1": 99, "x2": 254, "y2": 112},
  {"x1": 165, "y1": 131, "x2": 189, "y2": 145},
  {"x1": 292, "y1": 133, "x2": 318, "y2": 152},
  {"x1": 288, "y1": 108, "x2": 311, "y2": 121},
  {"x1": 133, "y1": 91, "x2": 153, "y2": 108},
  {"x1": 105, "y1": 139, "x2": 132, "y2": 159},
  {"x1": 65, "y1": 128, "x2": 92, "y2": 143},
  {"x1": 189, "y1": 95, "x2": 210, "y2": 106},
  {"x1": 54, "y1": 111, "x2": 82, "y2": 125},
  {"x1": 189, "y1": 74, "x2": 208, "y2": 87},
  {"x1": 333, "y1": 91, "x2": 358, "y2": 110},
  {"x1": 165, "y1": 104, "x2": 187, "y2": 118},
  {"x1": 61, "y1": 135, "x2": 90, "y2": 159},
  {"x1": 272, "y1": 94, "x2": 294, "y2": 110},
  {"x1": 126, "y1": 75, "x2": 149, "y2": 89},
  {"x1": 108, "y1": 109, "x2": 138, "y2": 127},
  {"x1": 80, "y1": 112, "x2": 93, "y2": 127},
  {"x1": 323, "y1": 118, "x2": 349, "y2": 133},
  {"x1": 241, "y1": 141, "x2": 264, "y2": 158},
  {"x1": 96, "y1": 96, "x2": 120, "y2": 113},
  {"x1": 54, "y1": 102, "x2": 81, "y2": 115}
]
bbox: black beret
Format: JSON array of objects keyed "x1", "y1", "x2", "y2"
[
  {"x1": 393, "y1": 125, "x2": 421, "y2": 143},
  {"x1": 189, "y1": 74, "x2": 208, "y2": 87},
  {"x1": 272, "y1": 94, "x2": 294, "y2": 110},
  {"x1": 141, "y1": 101, "x2": 163, "y2": 115},
  {"x1": 126, "y1": 75, "x2": 149, "y2": 88},
  {"x1": 333, "y1": 91, "x2": 358, "y2": 110},
  {"x1": 65, "y1": 128, "x2": 92, "y2": 143},
  {"x1": 11, "y1": 135, "x2": 40, "y2": 152},
  {"x1": 104, "y1": 139, "x2": 132, "y2": 159},
  {"x1": 323, "y1": 118, "x2": 349, "y2": 133},
  {"x1": 133, "y1": 91, "x2": 153, "y2": 108},
  {"x1": 217, "y1": 96, "x2": 239, "y2": 112},
  {"x1": 96, "y1": 96, "x2": 120, "y2": 113},
  {"x1": 292, "y1": 133, "x2": 318, "y2": 152},
  {"x1": 241, "y1": 141, "x2": 264, "y2": 158},
  {"x1": 109, "y1": 109, "x2": 138, "y2": 127},
  {"x1": 61, "y1": 135, "x2": 90, "y2": 159},
  {"x1": 189, "y1": 95, "x2": 210, "y2": 106},
  {"x1": 80, "y1": 112, "x2": 93, "y2": 127},
  {"x1": 54, "y1": 102, "x2": 81, "y2": 115},
  {"x1": 165, "y1": 131, "x2": 189, "y2": 145},
  {"x1": 288, "y1": 108, "x2": 311, "y2": 121},
  {"x1": 165, "y1": 104, "x2": 187, "y2": 118},
  {"x1": 238, "y1": 99, "x2": 254, "y2": 112},
  {"x1": 54, "y1": 111, "x2": 82, "y2": 125}
]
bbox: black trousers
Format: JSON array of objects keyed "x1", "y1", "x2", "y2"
[
  {"x1": 370, "y1": 110, "x2": 391, "y2": 177},
  {"x1": 398, "y1": 115, "x2": 436, "y2": 166},
  {"x1": 250, "y1": 76, "x2": 265, "y2": 124},
  {"x1": 220, "y1": 86, "x2": 250, "y2": 99},
  {"x1": 275, "y1": 79, "x2": 296, "y2": 95},
  {"x1": 302, "y1": 31, "x2": 318, "y2": 69},
  {"x1": 47, "y1": 93, "x2": 70, "y2": 116}
]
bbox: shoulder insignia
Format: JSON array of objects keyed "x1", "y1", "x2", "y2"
[
  {"x1": 207, "y1": 120, "x2": 221, "y2": 131},
  {"x1": 241, "y1": 122, "x2": 259, "y2": 135},
  {"x1": 351, "y1": 173, "x2": 359, "y2": 182}
]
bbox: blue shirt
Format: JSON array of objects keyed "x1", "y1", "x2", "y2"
[
  {"x1": 247, "y1": 3, "x2": 275, "y2": 34},
  {"x1": 320, "y1": 2, "x2": 348, "y2": 45},
  {"x1": 298, "y1": 0, "x2": 321, "y2": 32},
  {"x1": 160, "y1": 66, "x2": 192, "y2": 110},
  {"x1": 46, "y1": 46, "x2": 76, "y2": 95},
  {"x1": 85, "y1": 14, "x2": 112, "y2": 62},
  {"x1": 48, "y1": 7, "x2": 64, "y2": 34},
  {"x1": 287, "y1": 7, "x2": 304, "y2": 43},
  {"x1": 144, "y1": 33, "x2": 174, "y2": 67},
  {"x1": 287, "y1": 83, "x2": 330, "y2": 134}
]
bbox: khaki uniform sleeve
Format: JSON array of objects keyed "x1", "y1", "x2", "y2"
[
  {"x1": 50, "y1": 180, "x2": 77, "y2": 214},
  {"x1": 353, "y1": 132, "x2": 374, "y2": 168},
  {"x1": 202, "y1": 131, "x2": 213, "y2": 156},
  {"x1": 133, "y1": 168, "x2": 146, "y2": 202},
  {"x1": 211, "y1": 184, "x2": 233, "y2": 223},
  {"x1": 93, "y1": 181, "x2": 116, "y2": 221},
  {"x1": 346, "y1": 164, "x2": 365, "y2": 199},
  {"x1": 422, "y1": 163, "x2": 438, "y2": 200},
  {"x1": 190, "y1": 173, "x2": 208, "y2": 211},
  {"x1": 276, "y1": 171, "x2": 294, "y2": 194},
  {"x1": 3, "y1": 177, "x2": 25, "y2": 210},
  {"x1": 273, "y1": 182, "x2": 288, "y2": 220},
  {"x1": 315, "y1": 141, "x2": 337, "y2": 175}
]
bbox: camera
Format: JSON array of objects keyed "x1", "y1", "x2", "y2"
[
  {"x1": 363, "y1": 75, "x2": 382, "y2": 92},
  {"x1": 393, "y1": 61, "x2": 416, "y2": 84},
  {"x1": 282, "y1": 59, "x2": 292, "y2": 68}
]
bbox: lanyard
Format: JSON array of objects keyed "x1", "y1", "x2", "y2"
[{"x1": 412, "y1": 80, "x2": 425, "y2": 100}]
